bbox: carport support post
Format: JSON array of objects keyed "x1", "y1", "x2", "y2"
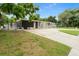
[
  {"x1": 34, "y1": 22, "x2": 36, "y2": 29},
  {"x1": 38, "y1": 21, "x2": 40, "y2": 29}
]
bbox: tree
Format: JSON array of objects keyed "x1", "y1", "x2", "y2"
[
  {"x1": 0, "y1": 3, "x2": 39, "y2": 30},
  {"x1": 13, "y1": 4, "x2": 25, "y2": 19},
  {"x1": 58, "y1": 10, "x2": 72, "y2": 27},
  {"x1": 29, "y1": 14, "x2": 40, "y2": 21},
  {"x1": 0, "y1": 3, "x2": 15, "y2": 15},
  {"x1": 39, "y1": 18, "x2": 47, "y2": 21},
  {"x1": 47, "y1": 16, "x2": 57, "y2": 23},
  {"x1": 0, "y1": 13, "x2": 9, "y2": 30},
  {"x1": 0, "y1": 13, "x2": 3, "y2": 27},
  {"x1": 0, "y1": 3, "x2": 16, "y2": 30},
  {"x1": 18, "y1": 3, "x2": 39, "y2": 20},
  {"x1": 58, "y1": 9, "x2": 79, "y2": 28},
  {"x1": 13, "y1": 3, "x2": 39, "y2": 29}
]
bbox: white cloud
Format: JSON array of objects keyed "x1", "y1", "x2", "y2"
[{"x1": 45, "y1": 3, "x2": 57, "y2": 9}]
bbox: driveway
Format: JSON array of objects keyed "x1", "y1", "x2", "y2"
[{"x1": 26, "y1": 28, "x2": 79, "y2": 56}]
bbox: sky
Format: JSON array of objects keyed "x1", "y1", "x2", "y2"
[{"x1": 35, "y1": 3, "x2": 79, "y2": 18}]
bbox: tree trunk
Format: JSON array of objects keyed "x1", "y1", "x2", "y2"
[
  {"x1": 7, "y1": 19, "x2": 9, "y2": 30},
  {"x1": 0, "y1": 26, "x2": 1, "y2": 30},
  {"x1": 14, "y1": 20, "x2": 17, "y2": 31},
  {"x1": 3, "y1": 25, "x2": 5, "y2": 30}
]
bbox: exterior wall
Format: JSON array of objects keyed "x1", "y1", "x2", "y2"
[
  {"x1": 34, "y1": 21, "x2": 56, "y2": 29},
  {"x1": 1, "y1": 20, "x2": 56, "y2": 30},
  {"x1": 0, "y1": 23, "x2": 17, "y2": 30}
]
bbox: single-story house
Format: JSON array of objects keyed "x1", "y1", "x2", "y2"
[
  {"x1": 0, "y1": 20, "x2": 56, "y2": 30},
  {"x1": 17, "y1": 20, "x2": 56, "y2": 29}
]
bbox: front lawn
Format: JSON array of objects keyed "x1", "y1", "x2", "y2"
[
  {"x1": 0, "y1": 30, "x2": 71, "y2": 56},
  {"x1": 59, "y1": 29, "x2": 79, "y2": 35}
]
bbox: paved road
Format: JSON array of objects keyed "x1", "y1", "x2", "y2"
[{"x1": 26, "y1": 28, "x2": 79, "y2": 56}]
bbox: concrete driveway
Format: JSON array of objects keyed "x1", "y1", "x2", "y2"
[{"x1": 26, "y1": 28, "x2": 79, "y2": 56}]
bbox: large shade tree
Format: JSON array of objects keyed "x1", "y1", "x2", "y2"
[
  {"x1": 13, "y1": 3, "x2": 39, "y2": 29},
  {"x1": 58, "y1": 9, "x2": 79, "y2": 27},
  {"x1": 0, "y1": 3, "x2": 39, "y2": 30},
  {"x1": 0, "y1": 3, "x2": 16, "y2": 30},
  {"x1": 0, "y1": 13, "x2": 9, "y2": 29},
  {"x1": 0, "y1": 3, "x2": 15, "y2": 14},
  {"x1": 18, "y1": 3, "x2": 39, "y2": 20},
  {"x1": 29, "y1": 14, "x2": 40, "y2": 21}
]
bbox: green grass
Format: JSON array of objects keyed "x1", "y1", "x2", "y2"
[
  {"x1": 59, "y1": 30, "x2": 79, "y2": 35},
  {"x1": 0, "y1": 30, "x2": 71, "y2": 56},
  {"x1": 59, "y1": 27, "x2": 79, "y2": 30}
]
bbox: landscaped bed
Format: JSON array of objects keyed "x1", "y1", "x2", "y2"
[
  {"x1": 0, "y1": 30, "x2": 71, "y2": 56},
  {"x1": 59, "y1": 29, "x2": 79, "y2": 35}
]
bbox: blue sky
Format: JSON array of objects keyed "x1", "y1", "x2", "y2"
[{"x1": 35, "y1": 3, "x2": 79, "y2": 18}]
